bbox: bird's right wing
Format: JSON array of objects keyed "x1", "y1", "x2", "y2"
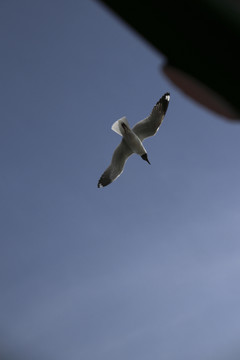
[
  {"x1": 132, "y1": 93, "x2": 170, "y2": 141},
  {"x1": 98, "y1": 139, "x2": 133, "y2": 187}
]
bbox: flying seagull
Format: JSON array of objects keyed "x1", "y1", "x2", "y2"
[{"x1": 98, "y1": 92, "x2": 170, "y2": 188}]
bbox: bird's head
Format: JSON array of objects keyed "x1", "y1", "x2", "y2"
[{"x1": 141, "y1": 153, "x2": 151, "y2": 164}]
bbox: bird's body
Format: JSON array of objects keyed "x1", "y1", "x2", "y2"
[
  {"x1": 113, "y1": 117, "x2": 147, "y2": 156},
  {"x1": 98, "y1": 93, "x2": 170, "y2": 188}
]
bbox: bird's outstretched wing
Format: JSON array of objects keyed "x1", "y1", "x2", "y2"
[
  {"x1": 98, "y1": 139, "x2": 133, "y2": 187},
  {"x1": 132, "y1": 93, "x2": 170, "y2": 141}
]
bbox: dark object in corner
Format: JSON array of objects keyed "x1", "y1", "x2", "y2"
[{"x1": 98, "y1": 0, "x2": 240, "y2": 120}]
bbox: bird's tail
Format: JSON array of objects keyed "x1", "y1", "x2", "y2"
[{"x1": 111, "y1": 116, "x2": 130, "y2": 136}]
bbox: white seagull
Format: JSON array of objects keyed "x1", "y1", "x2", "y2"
[{"x1": 98, "y1": 92, "x2": 170, "y2": 188}]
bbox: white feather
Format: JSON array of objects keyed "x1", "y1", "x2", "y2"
[{"x1": 111, "y1": 116, "x2": 130, "y2": 136}]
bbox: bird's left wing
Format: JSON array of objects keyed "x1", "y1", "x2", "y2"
[
  {"x1": 98, "y1": 139, "x2": 133, "y2": 187},
  {"x1": 132, "y1": 93, "x2": 170, "y2": 141}
]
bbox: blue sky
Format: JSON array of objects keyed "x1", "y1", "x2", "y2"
[{"x1": 1, "y1": 1, "x2": 240, "y2": 359}]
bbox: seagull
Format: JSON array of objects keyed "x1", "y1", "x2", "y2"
[{"x1": 98, "y1": 92, "x2": 170, "y2": 188}]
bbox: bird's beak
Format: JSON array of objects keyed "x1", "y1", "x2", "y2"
[{"x1": 141, "y1": 153, "x2": 151, "y2": 164}]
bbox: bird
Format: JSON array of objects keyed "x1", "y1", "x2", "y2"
[{"x1": 98, "y1": 92, "x2": 170, "y2": 188}]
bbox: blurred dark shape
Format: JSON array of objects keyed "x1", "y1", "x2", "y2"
[{"x1": 98, "y1": 0, "x2": 240, "y2": 120}]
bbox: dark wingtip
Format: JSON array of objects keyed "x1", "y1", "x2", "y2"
[
  {"x1": 156, "y1": 92, "x2": 170, "y2": 113},
  {"x1": 97, "y1": 174, "x2": 112, "y2": 188},
  {"x1": 157, "y1": 92, "x2": 170, "y2": 103}
]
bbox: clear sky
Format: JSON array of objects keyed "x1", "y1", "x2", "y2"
[{"x1": 1, "y1": 1, "x2": 240, "y2": 360}]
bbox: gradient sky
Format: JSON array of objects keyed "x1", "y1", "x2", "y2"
[{"x1": 1, "y1": 1, "x2": 240, "y2": 360}]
